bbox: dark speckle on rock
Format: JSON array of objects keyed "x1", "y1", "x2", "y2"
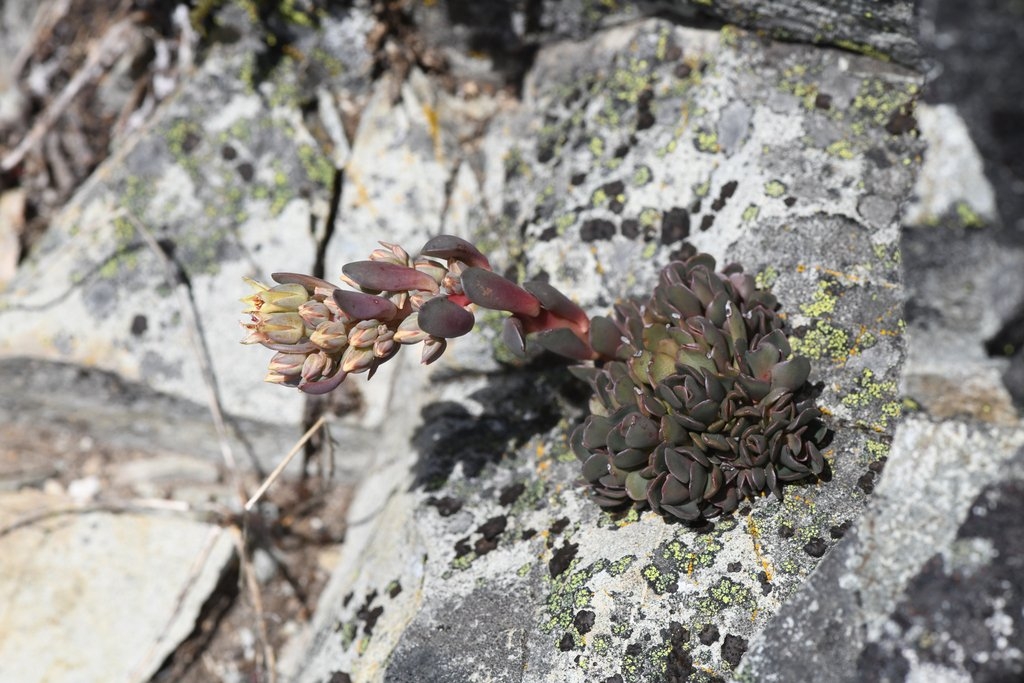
[
  {"x1": 620, "y1": 219, "x2": 639, "y2": 239},
  {"x1": 574, "y1": 609, "x2": 596, "y2": 634},
  {"x1": 521, "y1": 528, "x2": 536, "y2": 540},
  {"x1": 698, "y1": 623, "x2": 720, "y2": 645},
  {"x1": 342, "y1": 591, "x2": 354, "y2": 607},
  {"x1": 721, "y1": 634, "x2": 748, "y2": 669},
  {"x1": 865, "y1": 147, "x2": 892, "y2": 169},
  {"x1": 237, "y1": 161, "x2": 254, "y2": 182},
  {"x1": 829, "y1": 521, "x2": 852, "y2": 539},
  {"x1": 674, "y1": 63, "x2": 692, "y2": 79},
  {"x1": 613, "y1": 143, "x2": 629, "y2": 158},
  {"x1": 857, "y1": 471, "x2": 876, "y2": 494},
  {"x1": 727, "y1": 561, "x2": 742, "y2": 573},
  {"x1": 784, "y1": 196, "x2": 797, "y2": 207},
  {"x1": 558, "y1": 632, "x2": 575, "y2": 651},
  {"x1": 539, "y1": 226, "x2": 558, "y2": 241},
  {"x1": 570, "y1": 172, "x2": 587, "y2": 186},
  {"x1": 548, "y1": 516, "x2": 570, "y2": 536},
  {"x1": 388, "y1": 581, "x2": 402, "y2": 598},
  {"x1": 220, "y1": 144, "x2": 237, "y2": 160},
  {"x1": 660, "y1": 207, "x2": 690, "y2": 244},
  {"x1": 477, "y1": 515, "x2": 507, "y2": 542},
  {"x1": 885, "y1": 107, "x2": 917, "y2": 136},
  {"x1": 499, "y1": 482, "x2": 526, "y2": 506},
  {"x1": 711, "y1": 180, "x2": 738, "y2": 211},
  {"x1": 803, "y1": 537, "x2": 828, "y2": 558},
  {"x1": 778, "y1": 524, "x2": 795, "y2": 539},
  {"x1": 130, "y1": 314, "x2": 147, "y2": 336},
  {"x1": 581, "y1": 219, "x2": 616, "y2": 242},
  {"x1": 700, "y1": 214, "x2": 715, "y2": 231},
  {"x1": 453, "y1": 537, "x2": 472, "y2": 558},
  {"x1": 758, "y1": 571, "x2": 773, "y2": 595},
  {"x1": 814, "y1": 93, "x2": 833, "y2": 110},
  {"x1": 326, "y1": 673, "x2": 353, "y2": 683},
  {"x1": 427, "y1": 496, "x2": 463, "y2": 517},
  {"x1": 663, "y1": 622, "x2": 693, "y2": 683},
  {"x1": 549, "y1": 540, "x2": 578, "y2": 578}
]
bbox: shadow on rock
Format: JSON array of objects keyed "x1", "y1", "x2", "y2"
[{"x1": 410, "y1": 356, "x2": 590, "y2": 491}]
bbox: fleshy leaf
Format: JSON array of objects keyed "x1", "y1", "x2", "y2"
[
  {"x1": 461, "y1": 267, "x2": 541, "y2": 317},
  {"x1": 332, "y1": 290, "x2": 398, "y2": 321},
  {"x1": 419, "y1": 234, "x2": 492, "y2": 269},
  {"x1": 342, "y1": 261, "x2": 439, "y2": 293},
  {"x1": 523, "y1": 281, "x2": 589, "y2": 327},
  {"x1": 417, "y1": 296, "x2": 475, "y2": 338},
  {"x1": 501, "y1": 316, "x2": 527, "y2": 358},
  {"x1": 532, "y1": 327, "x2": 596, "y2": 360}
]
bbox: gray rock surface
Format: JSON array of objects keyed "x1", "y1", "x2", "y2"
[
  {"x1": 284, "y1": 18, "x2": 924, "y2": 683},
  {"x1": 3, "y1": 1, "x2": 1022, "y2": 682},
  {"x1": 0, "y1": 489, "x2": 235, "y2": 683}
]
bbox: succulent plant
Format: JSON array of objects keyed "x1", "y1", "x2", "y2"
[
  {"x1": 568, "y1": 254, "x2": 828, "y2": 521},
  {"x1": 243, "y1": 237, "x2": 827, "y2": 522},
  {"x1": 241, "y1": 235, "x2": 595, "y2": 394}
]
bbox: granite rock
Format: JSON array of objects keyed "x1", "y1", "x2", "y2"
[{"x1": 285, "y1": 18, "x2": 923, "y2": 683}]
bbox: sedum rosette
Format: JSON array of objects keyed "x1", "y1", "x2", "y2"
[{"x1": 569, "y1": 254, "x2": 828, "y2": 522}]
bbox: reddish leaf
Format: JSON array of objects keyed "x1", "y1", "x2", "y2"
[
  {"x1": 342, "y1": 261, "x2": 439, "y2": 293},
  {"x1": 332, "y1": 290, "x2": 398, "y2": 321},
  {"x1": 533, "y1": 327, "x2": 597, "y2": 361},
  {"x1": 522, "y1": 280, "x2": 589, "y2": 327},
  {"x1": 420, "y1": 235, "x2": 491, "y2": 269},
  {"x1": 461, "y1": 267, "x2": 541, "y2": 317},
  {"x1": 417, "y1": 296, "x2": 475, "y2": 338}
]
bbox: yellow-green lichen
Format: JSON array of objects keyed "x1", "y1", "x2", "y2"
[
  {"x1": 955, "y1": 201, "x2": 985, "y2": 229},
  {"x1": 865, "y1": 439, "x2": 889, "y2": 461},
  {"x1": 695, "y1": 129, "x2": 720, "y2": 153},
  {"x1": 826, "y1": 139, "x2": 855, "y2": 159},
  {"x1": 742, "y1": 204, "x2": 760, "y2": 222},
  {"x1": 632, "y1": 165, "x2": 653, "y2": 187},
  {"x1": 801, "y1": 280, "x2": 838, "y2": 317},
  {"x1": 755, "y1": 266, "x2": 778, "y2": 290},
  {"x1": 608, "y1": 555, "x2": 636, "y2": 576},
  {"x1": 790, "y1": 322, "x2": 851, "y2": 362},
  {"x1": 764, "y1": 180, "x2": 787, "y2": 198},
  {"x1": 698, "y1": 577, "x2": 753, "y2": 617}
]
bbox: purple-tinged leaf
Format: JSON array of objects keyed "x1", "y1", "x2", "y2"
[
  {"x1": 299, "y1": 369, "x2": 349, "y2": 395},
  {"x1": 533, "y1": 327, "x2": 596, "y2": 360},
  {"x1": 332, "y1": 290, "x2": 398, "y2": 321},
  {"x1": 420, "y1": 235, "x2": 492, "y2": 269},
  {"x1": 522, "y1": 281, "x2": 588, "y2": 327},
  {"x1": 501, "y1": 316, "x2": 527, "y2": 358},
  {"x1": 461, "y1": 267, "x2": 541, "y2": 317},
  {"x1": 417, "y1": 296, "x2": 475, "y2": 338},
  {"x1": 770, "y1": 356, "x2": 811, "y2": 393},
  {"x1": 342, "y1": 261, "x2": 439, "y2": 293},
  {"x1": 271, "y1": 272, "x2": 339, "y2": 293},
  {"x1": 589, "y1": 316, "x2": 621, "y2": 359}
]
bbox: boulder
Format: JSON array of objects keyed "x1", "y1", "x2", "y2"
[{"x1": 284, "y1": 18, "x2": 924, "y2": 682}]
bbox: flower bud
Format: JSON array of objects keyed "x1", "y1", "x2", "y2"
[
  {"x1": 348, "y1": 319, "x2": 382, "y2": 348},
  {"x1": 421, "y1": 336, "x2": 447, "y2": 365},
  {"x1": 298, "y1": 301, "x2": 332, "y2": 329},
  {"x1": 243, "y1": 311, "x2": 306, "y2": 345},
  {"x1": 369, "y1": 241, "x2": 411, "y2": 266},
  {"x1": 310, "y1": 320, "x2": 349, "y2": 354},
  {"x1": 268, "y1": 352, "x2": 307, "y2": 378},
  {"x1": 414, "y1": 258, "x2": 448, "y2": 286},
  {"x1": 241, "y1": 280, "x2": 308, "y2": 314},
  {"x1": 301, "y1": 351, "x2": 333, "y2": 383},
  {"x1": 393, "y1": 313, "x2": 430, "y2": 344},
  {"x1": 341, "y1": 344, "x2": 376, "y2": 373},
  {"x1": 373, "y1": 328, "x2": 396, "y2": 358}
]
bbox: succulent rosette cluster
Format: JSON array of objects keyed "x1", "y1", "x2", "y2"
[
  {"x1": 244, "y1": 237, "x2": 827, "y2": 522},
  {"x1": 569, "y1": 254, "x2": 828, "y2": 522},
  {"x1": 241, "y1": 235, "x2": 595, "y2": 394}
]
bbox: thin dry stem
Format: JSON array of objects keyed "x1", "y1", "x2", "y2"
[{"x1": 246, "y1": 414, "x2": 327, "y2": 512}]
